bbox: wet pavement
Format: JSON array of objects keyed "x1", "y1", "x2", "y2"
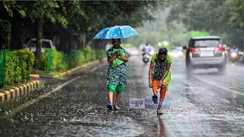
[{"x1": 1, "y1": 53, "x2": 244, "y2": 137}]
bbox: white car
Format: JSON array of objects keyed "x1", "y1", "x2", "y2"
[
  {"x1": 184, "y1": 36, "x2": 227, "y2": 72},
  {"x1": 25, "y1": 38, "x2": 56, "y2": 53}
]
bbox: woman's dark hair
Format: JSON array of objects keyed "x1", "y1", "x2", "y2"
[{"x1": 158, "y1": 48, "x2": 168, "y2": 55}]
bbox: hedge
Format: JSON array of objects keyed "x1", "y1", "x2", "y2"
[
  {"x1": 0, "y1": 49, "x2": 34, "y2": 88},
  {"x1": 0, "y1": 48, "x2": 105, "y2": 87},
  {"x1": 40, "y1": 48, "x2": 105, "y2": 73}
]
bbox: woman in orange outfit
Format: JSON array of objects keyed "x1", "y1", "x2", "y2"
[{"x1": 148, "y1": 48, "x2": 172, "y2": 114}]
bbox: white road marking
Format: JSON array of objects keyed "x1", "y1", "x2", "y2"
[{"x1": 192, "y1": 76, "x2": 244, "y2": 96}]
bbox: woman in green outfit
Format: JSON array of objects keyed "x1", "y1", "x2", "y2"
[{"x1": 106, "y1": 39, "x2": 129, "y2": 111}]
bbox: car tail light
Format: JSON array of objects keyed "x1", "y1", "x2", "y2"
[
  {"x1": 190, "y1": 48, "x2": 199, "y2": 54},
  {"x1": 215, "y1": 44, "x2": 225, "y2": 52}
]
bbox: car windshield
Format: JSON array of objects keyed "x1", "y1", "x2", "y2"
[{"x1": 193, "y1": 40, "x2": 220, "y2": 48}]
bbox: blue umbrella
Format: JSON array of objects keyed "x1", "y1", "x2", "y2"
[
  {"x1": 93, "y1": 27, "x2": 109, "y2": 39},
  {"x1": 94, "y1": 25, "x2": 138, "y2": 39}
]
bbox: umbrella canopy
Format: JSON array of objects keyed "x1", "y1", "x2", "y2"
[
  {"x1": 93, "y1": 27, "x2": 109, "y2": 39},
  {"x1": 94, "y1": 25, "x2": 138, "y2": 39}
]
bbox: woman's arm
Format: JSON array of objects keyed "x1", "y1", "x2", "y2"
[
  {"x1": 118, "y1": 55, "x2": 128, "y2": 62},
  {"x1": 108, "y1": 54, "x2": 117, "y2": 64}
]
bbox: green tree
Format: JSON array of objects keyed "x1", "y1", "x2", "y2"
[
  {"x1": 1, "y1": 1, "x2": 159, "y2": 51},
  {"x1": 24, "y1": 0, "x2": 68, "y2": 65},
  {"x1": 1, "y1": 0, "x2": 23, "y2": 49},
  {"x1": 167, "y1": 0, "x2": 244, "y2": 49}
]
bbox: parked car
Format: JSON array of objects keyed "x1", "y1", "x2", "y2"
[
  {"x1": 24, "y1": 38, "x2": 56, "y2": 53},
  {"x1": 183, "y1": 36, "x2": 227, "y2": 72}
]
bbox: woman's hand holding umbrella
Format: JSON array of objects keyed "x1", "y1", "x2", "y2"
[{"x1": 108, "y1": 53, "x2": 117, "y2": 64}]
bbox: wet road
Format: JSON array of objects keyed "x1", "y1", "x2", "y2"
[{"x1": 1, "y1": 54, "x2": 244, "y2": 137}]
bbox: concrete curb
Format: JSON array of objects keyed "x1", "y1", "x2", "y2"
[
  {"x1": 55, "y1": 60, "x2": 100, "y2": 78},
  {"x1": 0, "y1": 80, "x2": 41, "y2": 104}
]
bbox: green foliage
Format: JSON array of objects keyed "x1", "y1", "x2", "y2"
[
  {"x1": 4, "y1": 50, "x2": 16, "y2": 85},
  {"x1": 61, "y1": 1, "x2": 157, "y2": 40},
  {"x1": 18, "y1": 9, "x2": 26, "y2": 17},
  {"x1": 0, "y1": 48, "x2": 105, "y2": 86},
  {"x1": 58, "y1": 54, "x2": 68, "y2": 71},
  {"x1": 128, "y1": 26, "x2": 166, "y2": 47},
  {"x1": 40, "y1": 49, "x2": 64, "y2": 73},
  {"x1": 83, "y1": 47, "x2": 96, "y2": 61},
  {"x1": 39, "y1": 48, "x2": 105, "y2": 73},
  {"x1": 1, "y1": 0, "x2": 159, "y2": 51},
  {"x1": 68, "y1": 50, "x2": 86, "y2": 68},
  {"x1": 0, "y1": 49, "x2": 34, "y2": 87},
  {"x1": 14, "y1": 49, "x2": 35, "y2": 81},
  {"x1": 25, "y1": 1, "x2": 68, "y2": 27},
  {"x1": 95, "y1": 49, "x2": 106, "y2": 60},
  {"x1": 62, "y1": 48, "x2": 105, "y2": 70},
  {"x1": 2, "y1": 0, "x2": 16, "y2": 17},
  {"x1": 167, "y1": 0, "x2": 244, "y2": 48},
  {"x1": 0, "y1": 51, "x2": 4, "y2": 87}
]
